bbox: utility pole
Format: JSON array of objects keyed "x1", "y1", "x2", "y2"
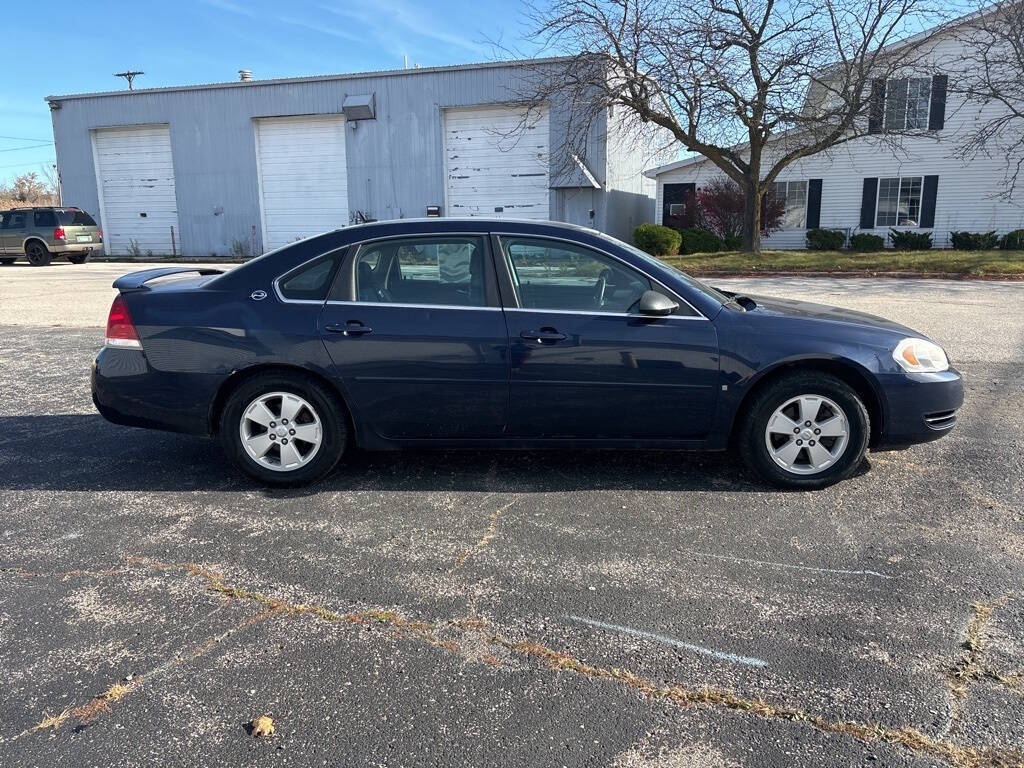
[{"x1": 114, "y1": 70, "x2": 145, "y2": 90}]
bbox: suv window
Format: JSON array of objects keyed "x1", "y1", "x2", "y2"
[
  {"x1": 277, "y1": 250, "x2": 344, "y2": 301},
  {"x1": 500, "y1": 236, "x2": 652, "y2": 313},
  {"x1": 353, "y1": 236, "x2": 487, "y2": 307},
  {"x1": 34, "y1": 210, "x2": 58, "y2": 228},
  {"x1": 1, "y1": 211, "x2": 27, "y2": 230},
  {"x1": 57, "y1": 209, "x2": 97, "y2": 226}
]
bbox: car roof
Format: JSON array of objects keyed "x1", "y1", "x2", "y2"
[{"x1": 333, "y1": 217, "x2": 604, "y2": 238}]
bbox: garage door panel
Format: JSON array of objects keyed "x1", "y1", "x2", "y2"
[
  {"x1": 93, "y1": 126, "x2": 180, "y2": 256},
  {"x1": 256, "y1": 116, "x2": 348, "y2": 252},
  {"x1": 444, "y1": 106, "x2": 550, "y2": 220}
]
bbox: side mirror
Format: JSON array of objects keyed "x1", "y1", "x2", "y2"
[{"x1": 637, "y1": 290, "x2": 678, "y2": 317}]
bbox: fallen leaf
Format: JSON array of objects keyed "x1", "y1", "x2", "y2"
[{"x1": 251, "y1": 715, "x2": 274, "y2": 737}]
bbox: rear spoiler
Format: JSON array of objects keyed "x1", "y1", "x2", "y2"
[{"x1": 113, "y1": 267, "x2": 224, "y2": 293}]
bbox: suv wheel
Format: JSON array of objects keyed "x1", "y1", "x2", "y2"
[
  {"x1": 25, "y1": 241, "x2": 52, "y2": 266},
  {"x1": 217, "y1": 373, "x2": 348, "y2": 486},
  {"x1": 67, "y1": 252, "x2": 91, "y2": 264},
  {"x1": 739, "y1": 372, "x2": 869, "y2": 489}
]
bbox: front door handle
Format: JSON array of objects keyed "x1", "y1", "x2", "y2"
[
  {"x1": 520, "y1": 328, "x2": 566, "y2": 343},
  {"x1": 325, "y1": 321, "x2": 373, "y2": 336}
]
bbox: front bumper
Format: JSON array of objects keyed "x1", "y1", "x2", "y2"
[
  {"x1": 92, "y1": 347, "x2": 222, "y2": 436},
  {"x1": 876, "y1": 367, "x2": 964, "y2": 449}
]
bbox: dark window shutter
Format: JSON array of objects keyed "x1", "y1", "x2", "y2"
[
  {"x1": 860, "y1": 178, "x2": 878, "y2": 229},
  {"x1": 928, "y1": 75, "x2": 947, "y2": 130},
  {"x1": 806, "y1": 179, "x2": 823, "y2": 229},
  {"x1": 868, "y1": 79, "x2": 886, "y2": 134},
  {"x1": 920, "y1": 175, "x2": 938, "y2": 228}
]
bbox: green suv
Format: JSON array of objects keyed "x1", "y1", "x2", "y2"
[{"x1": 0, "y1": 207, "x2": 103, "y2": 266}]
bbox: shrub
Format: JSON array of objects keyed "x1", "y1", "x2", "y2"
[
  {"x1": 678, "y1": 228, "x2": 722, "y2": 254},
  {"x1": 694, "y1": 178, "x2": 784, "y2": 239},
  {"x1": 722, "y1": 234, "x2": 743, "y2": 250},
  {"x1": 633, "y1": 223, "x2": 681, "y2": 256},
  {"x1": 805, "y1": 228, "x2": 846, "y2": 250},
  {"x1": 889, "y1": 230, "x2": 933, "y2": 250},
  {"x1": 849, "y1": 233, "x2": 884, "y2": 252},
  {"x1": 950, "y1": 231, "x2": 999, "y2": 250},
  {"x1": 1001, "y1": 229, "x2": 1024, "y2": 250}
]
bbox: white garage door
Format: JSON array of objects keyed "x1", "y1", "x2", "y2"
[
  {"x1": 443, "y1": 105, "x2": 550, "y2": 219},
  {"x1": 92, "y1": 125, "x2": 180, "y2": 256},
  {"x1": 255, "y1": 115, "x2": 348, "y2": 252}
]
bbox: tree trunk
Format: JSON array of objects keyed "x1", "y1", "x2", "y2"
[{"x1": 741, "y1": 180, "x2": 762, "y2": 255}]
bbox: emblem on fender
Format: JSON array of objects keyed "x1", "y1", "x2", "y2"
[{"x1": 250, "y1": 290, "x2": 268, "y2": 301}]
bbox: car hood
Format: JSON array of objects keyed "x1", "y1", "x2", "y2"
[{"x1": 738, "y1": 293, "x2": 921, "y2": 337}]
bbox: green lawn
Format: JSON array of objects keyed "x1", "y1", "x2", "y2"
[{"x1": 660, "y1": 249, "x2": 1024, "y2": 277}]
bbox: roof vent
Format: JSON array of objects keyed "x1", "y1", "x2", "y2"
[{"x1": 238, "y1": 69, "x2": 253, "y2": 82}]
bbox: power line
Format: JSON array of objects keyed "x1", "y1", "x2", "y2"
[
  {"x1": 0, "y1": 135, "x2": 54, "y2": 143},
  {"x1": 0, "y1": 160, "x2": 56, "y2": 171},
  {"x1": 0, "y1": 143, "x2": 55, "y2": 154}
]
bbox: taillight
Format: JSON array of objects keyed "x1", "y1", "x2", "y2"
[
  {"x1": 53, "y1": 227, "x2": 66, "y2": 240},
  {"x1": 105, "y1": 295, "x2": 142, "y2": 349},
  {"x1": 97, "y1": 229, "x2": 103, "y2": 239}
]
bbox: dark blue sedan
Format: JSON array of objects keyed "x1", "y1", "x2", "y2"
[{"x1": 92, "y1": 218, "x2": 962, "y2": 488}]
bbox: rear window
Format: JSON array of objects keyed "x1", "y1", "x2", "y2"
[{"x1": 57, "y1": 209, "x2": 97, "y2": 226}]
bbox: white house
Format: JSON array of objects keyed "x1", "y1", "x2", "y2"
[{"x1": 644, "y1": 15, "x2": 1024, "y2": 249}]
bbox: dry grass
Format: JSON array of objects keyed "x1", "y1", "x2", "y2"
[{"x1": 661, "y1": 249, "x2": 1024, "y2": 276}]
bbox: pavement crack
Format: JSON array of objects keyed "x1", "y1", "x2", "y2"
[
  {"x1": 449, "y1": 498, "x2": 517, "y2": 573},
  {"x1": 99, "y1": 557, "x2": 1023, "y2": 768}
]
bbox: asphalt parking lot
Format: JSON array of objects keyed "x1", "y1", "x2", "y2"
[{"x1": 1, "y1": 261, "x2": 1022, "y2": 767}]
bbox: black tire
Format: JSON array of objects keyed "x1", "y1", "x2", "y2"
[
  {"x1": 217, "y1": 372, "x2": 348, "y2": 486},
  {"x1": 738, "y1": 372, "x2": 869, "y2": 489},
  {"x1": 0, "y1": 258, "x2": 15, "y2": 265},
  {"x1": 25, "y1": 241, "x2": 52, "y2": 266},
  {"x1": 67, "y1": 252, "x2": 91, "y2": 264}
]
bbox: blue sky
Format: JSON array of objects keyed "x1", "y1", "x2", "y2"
[{"x1": 0, "y1": 0, "x2": 538, "y2": 185}]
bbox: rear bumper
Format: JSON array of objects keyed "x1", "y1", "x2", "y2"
[
  {"x1": 52, "y1": 242, "x2": 99, "y2": 253},
  {"x1": 876, "y1": 368, "x2": 964, "y2": 449},
  {"x1": 91, "y1": 347, "x2": 221, "y2": 436}
]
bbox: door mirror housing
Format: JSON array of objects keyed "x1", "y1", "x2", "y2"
[{"x1": 637, "y1": 290, "x2": 678, "y2": 317}]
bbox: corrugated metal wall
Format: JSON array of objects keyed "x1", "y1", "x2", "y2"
[{"x1": 49, "y1": 62, "x2": 627, "y2": 257}]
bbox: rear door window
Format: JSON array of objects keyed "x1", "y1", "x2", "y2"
[
  {"x1": 34, "y1": 210, "x2": 58, "y2": 228},
  {"x1": 277, "y1": 250, "x2": 345, "y2": 301},
  {"x1": 352, "y1": 236, "x2": 488, "y2": 307}
]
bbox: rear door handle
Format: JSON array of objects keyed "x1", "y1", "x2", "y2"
[
  {"x1": 520, "y1": 328, "x2": 566, "y2": 343},
  {"x1": 325, "y1": 321, "x2": 373, "y2": 336}
]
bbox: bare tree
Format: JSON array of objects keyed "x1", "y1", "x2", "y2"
[
  {"x1": 523, "y1": 0, "x2": 949, "y2": 253},
  {"x1": 950, "y1": 1, "x2": 1024, "y2": 200}
]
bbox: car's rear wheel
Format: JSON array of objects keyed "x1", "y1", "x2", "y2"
[
  {"x1": 738, "y1": 372, "x2": 869, "y2": 489},
  {"x1": 25, "y1": 241, "x2": 52, "y2": 266},
  {"x1": 218, "y1": 373, "x2": 348, "y2": 486},
  {"x1": 67, "y1": 252, "x2": 91, "y2": 264}
]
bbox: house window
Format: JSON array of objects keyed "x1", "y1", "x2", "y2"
[
  {"x1": 875, "y1": 176, "x2": 923, "y2": 227},
  {"x1": 884, "y1": 78, "x2": 931, "y2": 131},
  {"x1": 771, "y1": 180, "x2": 808, "y2": 229}
]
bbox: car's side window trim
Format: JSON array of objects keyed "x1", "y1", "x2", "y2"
[
  {"x1": 491, "y1": 232, "x2": 707, "y2": 320},
  {"x1": 272, "y1": 246, "x2": 349, "y2": 304},
  {"x1": 331, "y1": 232, "x2": 501, "y2": 309}
]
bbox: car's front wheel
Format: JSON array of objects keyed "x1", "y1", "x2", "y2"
[
  {"x1": 739, "y1": 372, "x2": 869, "y2": 489},
  {"x1": 25, "y1": 241, "x2": 52, "y2": 266},
  {"x1": 218, "y1": 373, "x2": 348, "y2": 486}
]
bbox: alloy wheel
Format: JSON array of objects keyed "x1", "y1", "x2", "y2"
[
  {"x1": 764, "y1": 394, "x2": 850, "y2": 475},
  {"x1": 239, "y1": 391, "x2": 323, "y2": 472}
]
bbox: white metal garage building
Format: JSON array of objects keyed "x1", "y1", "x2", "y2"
[{"x1": 47, "y1": 59, "x2": 662, "y2": 257}]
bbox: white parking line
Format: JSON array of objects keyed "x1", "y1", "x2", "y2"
[
  {"x1": 568, "y1": 615, "x2": 768, "y2": 668},
  {"x1": 689, "y1": 551, "x2": 893, "y2": 579}
]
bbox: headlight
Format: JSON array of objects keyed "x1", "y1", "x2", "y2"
[{"x1": 892, "y1": 338, "x2": 949, "y2": 373}]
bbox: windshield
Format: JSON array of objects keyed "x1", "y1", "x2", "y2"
[{"x1": 596, "y1": 233, "x2": 731, "y2": 305}]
